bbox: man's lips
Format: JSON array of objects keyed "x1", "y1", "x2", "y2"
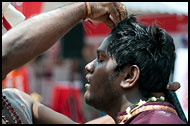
[
  {"x1": 85, "y1": 83, "x2": 91, "y2": 90},
  {"x1": 85, "y1": 74, "x2": 92, "y2": 90},
  {"x1": 86, "y1": 74, "x2": 90, "y2": 83}
]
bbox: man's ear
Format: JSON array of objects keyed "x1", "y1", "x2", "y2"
[{"x1": 120, "y1": 65, "x2": 140, "y2": 89}]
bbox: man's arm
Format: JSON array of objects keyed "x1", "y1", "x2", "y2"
[
  {"x1": 85, "y1": 115, "x2": 115, "y2": 124},
  {"x1": 5, "y1": 88, "x2": 112, "y2": 124},
  {"x1": 12, "y1": 88, "x2": 113, "y2": 124},
  {"x1": 2, "y1": 2, "x2": 127, "y2": 79},
  {"x1": 32, "y1": 101, "x2": 77, "y2": 124},
  {"x1": 2, "y1": 2, "x2": 86, "y2": 78}
]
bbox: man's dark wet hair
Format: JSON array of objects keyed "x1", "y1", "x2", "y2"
[{"x1": 107, "y1": 15, "x2": 187, "y2": 123}]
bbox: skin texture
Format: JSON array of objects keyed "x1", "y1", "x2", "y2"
[{"x1": 84, "y1": 35, "x2": 122, "y2": 111}]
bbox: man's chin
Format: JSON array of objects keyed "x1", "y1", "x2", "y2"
[
  {"x1": 84, "y1": 91, "x2": 91, "y2": 103},
  {"x1": 84, "y1": 91, "x2": 95, "y2": 107}
]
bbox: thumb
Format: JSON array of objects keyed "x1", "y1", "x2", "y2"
[{"x1": 166, "y1": 82, "x2": 181, "y2": 91}]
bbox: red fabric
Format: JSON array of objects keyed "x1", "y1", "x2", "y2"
[
  {"x1": 137, "y1": 14, "x2": 188, "y2": 33},
  {"x1": 51, "y1": 84, "x2": 85, "y2": 123},
  {"x1": 84, "y1": 14, "x2": 188, "y2": 37},
  {"x1": 13, "y1": 2, "x2": 43, "y2": 19},
  {"x1": 84, "y1": 21, "x2": 111, "y2": 36},
  {"x1": 2, "y1": 16, "x2": 12, "y2": 30}
]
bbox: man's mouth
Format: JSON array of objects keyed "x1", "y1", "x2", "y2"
[
  {"x1": 85, "y1": 83, "x2": 91, "y2": 90},
  {"x1": 85, "y1": 74, "x2": 91, "y2": 90},
  {"x1": 86, "y1": 74, "x2": 90, "y2": 83}
]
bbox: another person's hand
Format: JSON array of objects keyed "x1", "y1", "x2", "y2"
[
  {"x1": 152, "y1": 82, "x2": 181, "y2": 98},
  {"x1": 87, "y1": 2, "x2": 128, "y2": 30}
]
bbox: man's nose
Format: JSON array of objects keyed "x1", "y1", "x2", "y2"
[{"x1": 85, "y1": 60, "x2": 95, "y2": 74}]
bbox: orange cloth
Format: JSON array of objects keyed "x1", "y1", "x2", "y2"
[{"x1": 2, "y1": 66, "x2": 29, "y2": 93}]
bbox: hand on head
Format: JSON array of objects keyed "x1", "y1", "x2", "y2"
[
  {"x1": 166, "y1": 82, "x2": 180, "y2": 91},
  {"x1": 86, "y1": 2, "x2": 128, "y2": 30},
  {"x1": 152, "y1": 82, "x2": 181, "y2": 98}
]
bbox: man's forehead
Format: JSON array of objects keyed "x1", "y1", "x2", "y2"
[{"x1": 98, "y1": 35, "x2": 112, "y2": 52}]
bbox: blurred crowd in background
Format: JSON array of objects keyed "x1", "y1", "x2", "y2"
[{"x1": 2, "y1": 2, "x2": 188, "y2": 123}]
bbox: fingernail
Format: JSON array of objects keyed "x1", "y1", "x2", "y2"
[{"x1": 109, "y1": 15, "x2": 117, "y2": 25}]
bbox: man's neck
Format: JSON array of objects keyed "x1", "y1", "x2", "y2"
[{"x1": 105, "y1": 93, "x2": 147, "y2": 123}]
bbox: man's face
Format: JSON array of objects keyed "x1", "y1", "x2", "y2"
[{"x1": 84, "y1": 35, "x2": 124, "y2": 110}]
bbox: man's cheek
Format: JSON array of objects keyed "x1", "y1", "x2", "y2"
[
  {"x1": 93, "y1": 69, "x2": 108, "y2": 88},
  {"x1": 105, "y1": 59, "x2": 117, "y2": 72}
]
